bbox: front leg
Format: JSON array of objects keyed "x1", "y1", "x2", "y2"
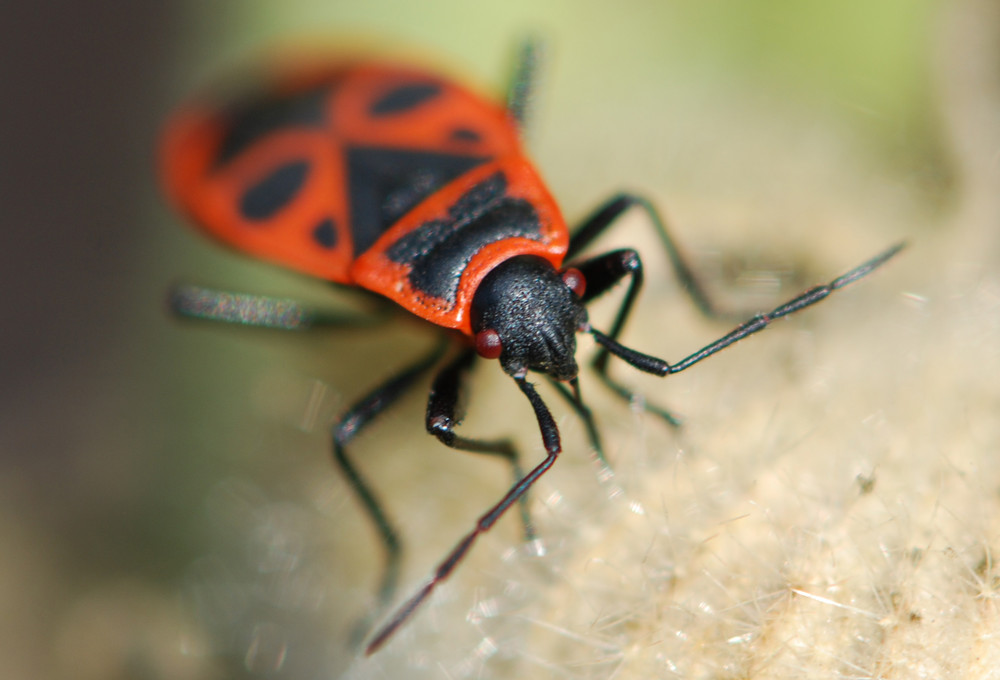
[
  {"x1": 568, "y1": 193, "x2": 727, "y2": 319},
  {"x1": 366, "y1": 375, "x2": 562, "y2": 654},
  {"x1": 570, "y1": 248, "x2": 683, "y2": 426},
  {"x1": 426, "y1": 347, "x2": 535, "y2": 541}
]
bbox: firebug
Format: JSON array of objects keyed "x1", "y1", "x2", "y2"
[{"x1": 160, "y1": 41, "x2": 903, "y2": 654}]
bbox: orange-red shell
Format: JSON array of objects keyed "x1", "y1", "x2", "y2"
[{"x1": 161, "y1": 60, "x2": 569, "y2": 334}]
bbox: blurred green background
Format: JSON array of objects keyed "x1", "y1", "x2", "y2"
[{"x1": 2, "y1": 1, "x2": 994, "y2": 678}]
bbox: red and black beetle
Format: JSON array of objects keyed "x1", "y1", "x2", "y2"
[{"x1": 161, "y1": 41, "x2": 902, "y2": 653}]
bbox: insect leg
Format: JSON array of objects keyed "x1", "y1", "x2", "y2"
[
  {"x1": 170, "y1": 284, "x2": 383, "y2": 330},
  {"x1": 332, "y1": 340, "x2": 447, "y2": 642},
  {"x1": 569, "y1": 196, "x2": 902, "y2": 424},
  {"x1": 366, "y1": 376, "x2": 560, "y2": 655},
  {"x1": 570, "y1": 248, "x2": 684, "y2": 426},
  {"x1": 427, "y1": 347, "x2": 535, "y2": 541},
  {"x1": 505, "y1": 36, "x2": 544, "y2": 133},
  {"x1": 567, "y1": 193, "x2": 727, "y2": 319}
]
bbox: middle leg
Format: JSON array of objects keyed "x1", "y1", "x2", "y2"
[{"x1": 331, "y1": 340, "x2": 447, "y2": 642}]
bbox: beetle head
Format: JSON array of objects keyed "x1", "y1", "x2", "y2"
[{"x1": 470, "y1": 255, "x2": 587, "y2": 381}]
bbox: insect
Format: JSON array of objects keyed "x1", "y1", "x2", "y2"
[{"x1": 160, "y1": 41, "x2": 902, "y2": 654}]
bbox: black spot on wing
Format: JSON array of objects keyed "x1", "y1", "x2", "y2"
[
  {"x1": 385, "y1": 172, "x2": 544, "y2": 303},
  {"x1": 369, "y1": 83, "x2": 441, "y2": 116},
  {"x1": 217, "y1": 86, "x2": 329, "y2": 166},
  {"x1": 239, "y1": 160, "x2": 309, "y2": 221},
  {"x1": 345, "y1": 146, "x2": 490, "y2": 255},
  {"x1": 312, "y1": 218, "x2": 338, "y2": 249},
  {"x1": 450, "y1": 127, "x2": 482, "y2": 143}
]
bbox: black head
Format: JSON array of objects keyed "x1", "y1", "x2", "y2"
[{"x1": 470, "y1": 255, "x2": 588, "y2": 381}]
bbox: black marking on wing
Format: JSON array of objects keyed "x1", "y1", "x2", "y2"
[
  {"x1": 345, "y1": 146, "x2": 489, "y2": 255},
  {"x1": 239, "y1": 160, "x2": 309, "y2": 221},
  {"x1": 369, "y1": 83, "x2": 441, "y2": 116},
  {"x1": 385, "y1": 172, "x2": 544, "y2": 303},
  {"x1": 216, "y1": 85, "x2": 329, "y2": 166},
  {"x1": 450, "y1": 127, "x2": 482, "y2": 143},
  {"x1": 312, "y1": 217, "x2": 338, "y2": 249}
]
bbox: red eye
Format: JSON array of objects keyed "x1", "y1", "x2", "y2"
[
  {"x1": 475, "y1": 328, "x2": 502, "y2": 359},
  {"x1": 561, "y1": 267, "x2": 586, "y2": 298}
]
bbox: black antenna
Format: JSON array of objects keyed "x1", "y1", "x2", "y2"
[{"x1": 590, "y1": 242, "x2": 905, "y2": 376}]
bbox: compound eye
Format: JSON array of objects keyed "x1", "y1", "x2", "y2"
[
  {"x1": 561, "y1": 267, "x2": 586, "y2": 298},
  {"x1": 475, "y1": 328, "x2": 503, "y2": 359}
]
